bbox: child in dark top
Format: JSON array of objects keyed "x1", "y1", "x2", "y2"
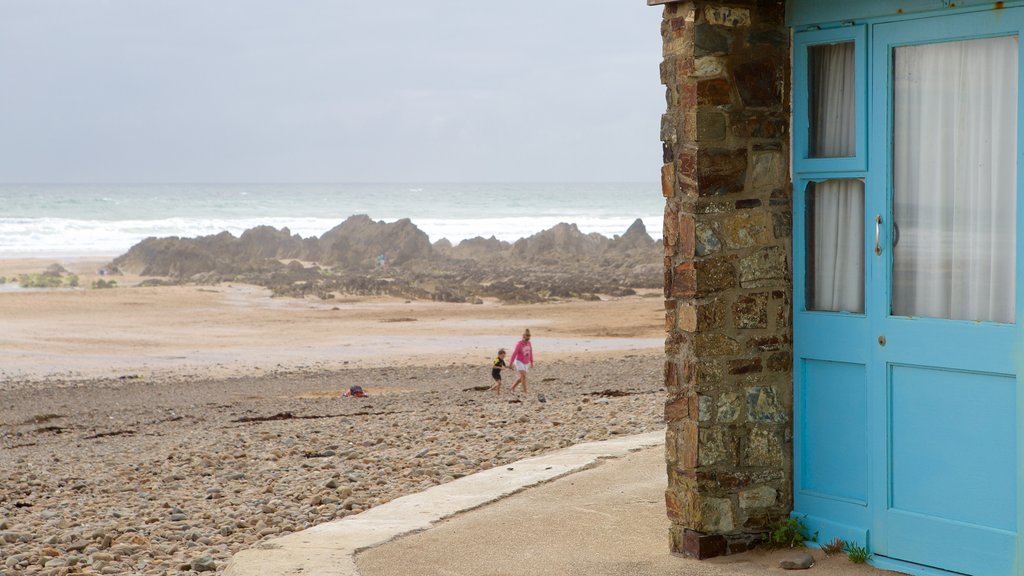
[{"x1": 489, "y1": 348, "x2": 509, "y2": 395}]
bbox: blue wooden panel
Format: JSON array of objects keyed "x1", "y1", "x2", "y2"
[
  {"x1": 890, "y1": 366, "x2": 1016, "y2": 531},
  {"x1": 793, "y1": 27, "x2": 867, "y2": 174},
  {"x1": 787, "y1": 0, "x2": 1024, "y2": 28},
  {"x1": 801, "y1": 360, "x2": 868, "y2": 502}
]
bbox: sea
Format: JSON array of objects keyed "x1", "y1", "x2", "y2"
[{"x1": 0, "y1": 183, "x2": 664, "y2": 258}]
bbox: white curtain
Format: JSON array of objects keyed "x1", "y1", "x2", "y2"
[
  {"x1": 811, "y1": 42, "x2": 856, "y2": 158},
  {"x1": 810, "y1": 42, "x2": 863, "y2": 313},
  {"x1": 892, "y1": 36, "x2": 1017, "y2": 324},
  {"x1": 812, "y1": 180, "x2": 865, "y2": 313}
]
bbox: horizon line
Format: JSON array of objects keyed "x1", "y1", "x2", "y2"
[{"x1": 0, "y1": 180, "x2": 659, "y2": 186}]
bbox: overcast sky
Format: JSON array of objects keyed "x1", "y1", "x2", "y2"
[{"x1": 0, "y1": 1, "x2": 664, "y2": 184}]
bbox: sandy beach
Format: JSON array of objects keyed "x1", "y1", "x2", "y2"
[{"x1": 0, "y1": 257, "x2": 666, "y2": 575}]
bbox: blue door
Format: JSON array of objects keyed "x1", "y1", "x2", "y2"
[{"x1": 794, "y1": 7, "x2": 1024, "y2": 575}]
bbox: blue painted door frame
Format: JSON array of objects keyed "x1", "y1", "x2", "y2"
[{"x1": 791, "y1": 4, "x2": 1024, "y2": 575}]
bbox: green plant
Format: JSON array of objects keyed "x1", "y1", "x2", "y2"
[
  {"x1": 765, "y1": 515, "x2": 817, "y2": 549},
  {"x1": 821, "y1": 537, "x2": 846, "y2": 556},
  {"x1": 846, "y1": 541, "x2": 870, "y2": 564},
  {"x1": 91, "y1": 279, "x2": 118, "y2": 289}
]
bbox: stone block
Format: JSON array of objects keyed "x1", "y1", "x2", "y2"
[
  {"x1": 733, "y1": 292, "x2": 769, "y2": 329},
  {"x1": 730, "y1": 110, "x2": 788, "y2": 139},
  {"x1": 665, "y1": 330, "x2": 686, "y2": 356},
  {"x1": 679, "y1": 421, "x2": 700, "y2": 468},
  {"x1": 678, "y1": 213, "x2": 696, "y2": 258},
  {"x1": 695, "y1": 333, "x2": 741, "y2": 357},
  {"x1": 698, "y1": 297, "x2": 726, "y2": 331},
  {"x1": 695, "y1": 222, "x2": 722, "y2": 256},
  {"x1": 695, "y1": 257, "x2": 738, "y2": 295},
  {"x1": 666, "y1": 393, "x2": 700, "y2": 422},
  {"x1": 694, "y1": 23, "x2": 730, "y2": 56},
  {"x1": 682, "y1": 529, "x2": 728, "y2": 559},
  {"x1": 716, "y1": 392, "x2": 741, "y2": 423},
  {"x1": 698, "y1": 427, "x2": 738, "y2": 467},
  {"x1": 719, "y1": 210, "x2": 771, "y2": 250},
  {"x1": 697, "y1": 78, "x2": 733, "y2": 106},
  {"x1": 671, "y1": 261, "x2": 696, "y2": 298},
  {"x1": 735, "y1": 198, "x2": 762, "y2": 209},
  {"x1": 751, "y1": 150, "x2": 785, "y2": 186},
  {"x1": 677, "y1": 302, "x2": 696, "y2": 332},
  {"x1": 698, "y1": 395, "x2": 712, "y2": 422},
  {"x1": 665, "y1": 360, "x2": 680, "y2": 392},
  {"x1": 694, "y1": 199, "x2": 733, "y2": 214},
  {"x1": 728, "y1": 357, "x2": 762, "y2": 375},
  {"x1": 705, "y1": 6, "x2": 751, "y2": 28},
  {"x1": 676, "y1": 55, "x2": 696, "y2": 78},
  {"x1": 696, "y1": 110, "x2": 727, "y2": 142},
  {"x1": 693, "y1": 56, "x2": 727, "y2": 78},
  {"x1": 734, "y1": 57, "x2": 782, "y2": 108},
  {"x1": 738, "y1": 247, "x2": 788, "y2": 288},
  {"x1": 699, "y1": 497, "x2": 736, "y2": 533},
  {"x1": 683, "y1": 110, "x2": 699, "y2": 144},
  {"x1": 772, "y1": 210, "x2": 792, "y2": 240},
  {"x1": 681, "y1": 81, "x2": 698, "y2": 108},
  {"x1": 767, "y1": 351, "x2": 792, "y2": 372},
  {"x1": 739, "y1": 485, "x2": 778, "y2": 509},
  {"x1": 746, "y1": 386, "x2": 787, "y2": 423},
  {"x1": 697, "y1": 148, "x2": 747, "y2": 196},
  {"x1": 666, "y1": 485, "x2": 698, "y2": 524},
  {"x1": 744, "y1": 425, "x2": 785, "y2": 468},
  {"x1": 747, "y1": 334, "x2": 787, "y2": 352},
  {"x1": 696, "y1": 467, "x2": 786, "y2": 491},
  {"x1": 663, "y1": 204, "x2": 679, "y2": 248},
  {"x1": 661, "y1": 162, "x2": 676, "y2": 198}
]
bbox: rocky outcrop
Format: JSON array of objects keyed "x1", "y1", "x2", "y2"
[
  {"x1": 110, "y1": 216, "x2": 661, "y2": 303},
  {"x1": 319, "y1": 215, "x2": 431, "y2": 268}
]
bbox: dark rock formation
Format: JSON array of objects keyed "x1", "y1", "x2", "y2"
[
  {"x1": 110, "y1": 215, "x2": 661, "y2": 303},
  {"x1": 319, "y1": 215, "x2": 431, "y2": 268}
]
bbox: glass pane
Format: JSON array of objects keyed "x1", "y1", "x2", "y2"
[
  {"x1": 809, "y1": 42, "x2": 856, "y2": 158},
  {"x1": 892, "y1": 36, "x2": 1017, "y2": 323},
  {"x1": 807, "y1": 179, "x2": 864, "y2": 313}
]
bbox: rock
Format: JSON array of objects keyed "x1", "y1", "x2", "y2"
[
  {"x1": 66, "y1": 540, "x2": 91, "y2": 552},
  {"x1": 191, "y1": 555, "x2": 216, "y2": 572},
  {"x1": 779, "y1": 551, "x2": 815, "y2": 570},
  {"x1": 320, "y1": 215, "x2": 432, "y2": 268}
]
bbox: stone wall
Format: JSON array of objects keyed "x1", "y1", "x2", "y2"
[{"x1": 656, "y1": 0, "x2": 793, "y2": 559}]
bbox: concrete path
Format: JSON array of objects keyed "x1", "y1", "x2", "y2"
[
  {"x1": 226, "y1": 429, "x2": 901, "y2": 576},
  {"x1": 224, "y1": 431, "x2": 664, "y2": 576}
]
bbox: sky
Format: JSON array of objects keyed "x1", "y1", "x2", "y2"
[{"x1": 0, "y1": 1, "x2": 665, "y2": 184}]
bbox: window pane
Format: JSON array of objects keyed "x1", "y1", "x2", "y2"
[
  {"x1": 807, "y1": 179, "x2": 864, "y2": 313},
  {"x1": 892, "y1": 36, "x2": 1017, "y2": 323},
  {"x1": 809, "y1": 42, "x2": 856, "y2": 158}
]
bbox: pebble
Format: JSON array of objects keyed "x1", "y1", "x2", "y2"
[
  {"x1": 779, "y1": 551, "x2": 815, "y2": 570},
  {"x1": 191, "y1": 555, "x2": 217, "y2": 572},
  {"x1": 0, "y1": 356, "x2": 662, "y2": 575}
]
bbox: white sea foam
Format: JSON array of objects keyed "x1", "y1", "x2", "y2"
[{"x1": 0, "y1": 182, "x2": 664, "y2": 257}]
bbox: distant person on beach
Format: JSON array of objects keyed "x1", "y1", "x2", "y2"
[
  {"x1": 509, "y1": 329, "x2": 533, "y2": 394},
  {"x1": 488, "y1": 348, "x2": 509, "y2": 395}
]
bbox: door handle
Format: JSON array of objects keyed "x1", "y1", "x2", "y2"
[{"x1": 875, "y1": 214, "x2": 882, "y2": 256}]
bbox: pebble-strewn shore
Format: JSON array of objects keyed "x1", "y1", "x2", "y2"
[{"x1": 0, "y1": 354, "x2": 664, "y2": 575}]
